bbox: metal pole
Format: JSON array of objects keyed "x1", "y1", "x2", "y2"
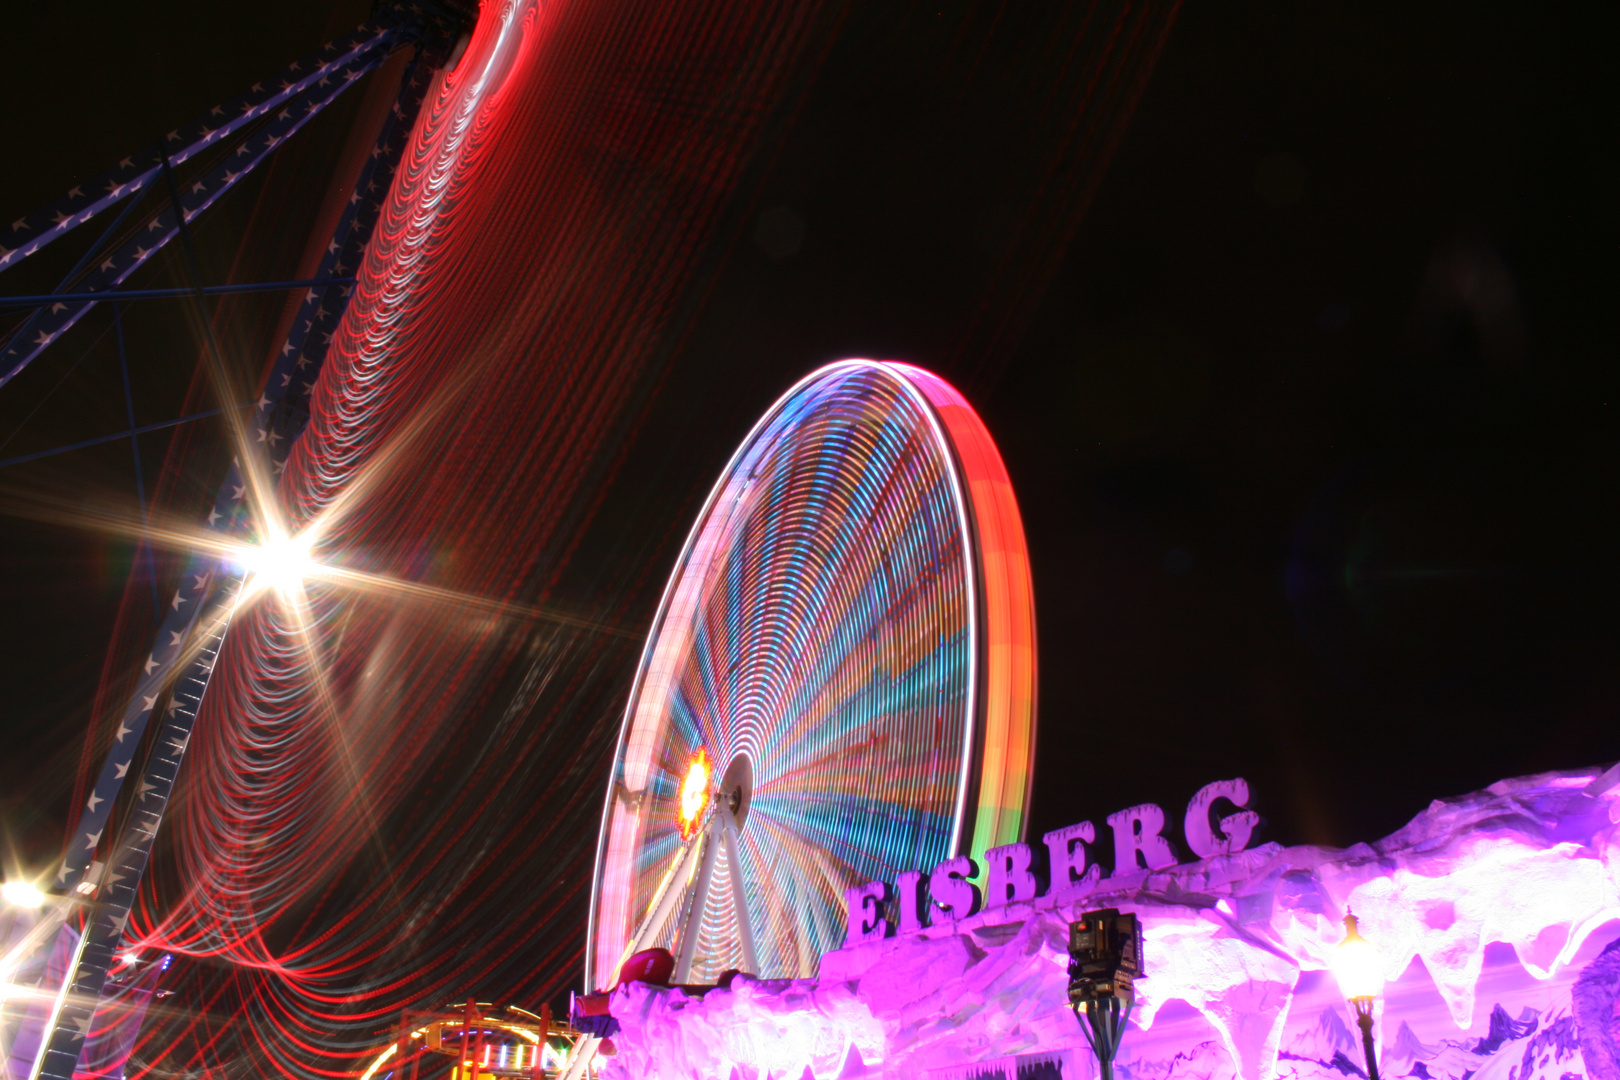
[
  {"x1": 531, "y1": 1003, "x2": 550, "y2": 1080},
  {"x1": 558, "y1": 1034, "x2": 596, "y2": 1080},
  {"x1": 673, "y1": 816, "x2": 723, "y2": 983},
  {"x1": 719, "y1": 810, "x2": 758, "y2": 975},
  {"x1": 1355, "y1": 1003, "x2": 1380, "y2": 1080},
  {"x1": 461, "y1": 999, "x2": 478, "y2": 1080},
  {"x1": 1074, "y1": 998, "x2": 1132, "y2": 1080}
]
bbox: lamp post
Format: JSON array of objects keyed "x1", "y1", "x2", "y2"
[
  {"x1": 1068, "y1": 908, "x2": 1143, "y2": 1080},
  {"x1": 1331, "y1": 912, "x2": 1385, "y2": 1080}
]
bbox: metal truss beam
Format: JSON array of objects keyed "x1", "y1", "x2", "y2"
[{"x1": 0, "y1": 402, "x2": 255, "y2": 470}]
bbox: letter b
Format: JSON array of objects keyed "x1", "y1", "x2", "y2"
[{"x1": 985, "y1": 843, "x2": 1040, "y2": 907}]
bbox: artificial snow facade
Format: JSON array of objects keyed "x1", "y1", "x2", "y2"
[{"x1": 600, "y1": 766, "x2": 1620, "y2": 1080}]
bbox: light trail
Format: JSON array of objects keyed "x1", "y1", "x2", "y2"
[{"x1": 10, "y1": 0, "x2": 1182, "y2": 1073}]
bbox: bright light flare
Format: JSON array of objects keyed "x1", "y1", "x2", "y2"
[
  {"x1": 232, "y1": 531, "x2": 318, "y2": 596},
  {"x1": 1, "y1": 880, "x2": 45, "y2": 909},
  {"x1": 678, "y1": 747, "x2": 712, "y2": 840}
]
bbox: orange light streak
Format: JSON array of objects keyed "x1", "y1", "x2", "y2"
[{"x1": 677, "y1": 747, "x2": 712, "y2": 840}]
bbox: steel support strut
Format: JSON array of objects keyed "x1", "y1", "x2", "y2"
[
  {"x1": 0, "y1": 6, "x2": 423, "y2": 274},
  {"x1": 0, "y1": 50, "x2": 396, "y2": 389},
  {"x1": 673, "y1": 816, "x2": 724, "y2": 983},
  {"x1": 29, "y1": 578, "x2": 242, "y2": 1080},
  {"x1": 719, "y1": 808, "x2": 758, "y2": 975}
]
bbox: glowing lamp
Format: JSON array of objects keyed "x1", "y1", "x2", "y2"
[
  {"x1": 1332, "y1": 912, "x2": 1384, "y2": 1002},
  {"x1": 678, "y1": 747, "x2": 712, "y2": 840},
  {"x1": 2, "y1": 880, "x2": 45, "y2": 909},
  {"x1": 1332, "y1": 911, "x2": 1385, "y2": 1080}
]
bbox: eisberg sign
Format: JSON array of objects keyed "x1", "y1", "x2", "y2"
[{"x1": 844, "y1": 778, "x2": 1260, "y2": 946}]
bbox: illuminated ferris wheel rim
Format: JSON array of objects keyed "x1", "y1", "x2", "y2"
[
  {"x1": 631, "y1": 359, "x2": 981, "y2": 849},
  {"x1": 584, "y1": 358, "x2": 1036, "y2": 992}
]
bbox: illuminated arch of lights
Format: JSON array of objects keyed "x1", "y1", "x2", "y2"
[{"x1": 356, "y1": 1004, "x2": 583, "y2": 1080}]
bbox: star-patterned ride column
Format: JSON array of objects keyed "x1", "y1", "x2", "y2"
[
  {"x1": 29, "y1": 574, "x2": 240, "y2": 1080},
  {"x1": 25, "y1": 33, "x2": 450, "y2": 1080}
]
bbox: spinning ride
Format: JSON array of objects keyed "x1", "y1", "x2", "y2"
[{"x1": 585, "y1": 360, "x2": 1037, "y2": 991}]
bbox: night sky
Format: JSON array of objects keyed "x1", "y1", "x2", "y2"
[{"x1": 1, "y1": 0, "x2": 1613, "y2": 898}]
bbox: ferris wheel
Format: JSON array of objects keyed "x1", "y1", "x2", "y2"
[{"x1": 584, "y1": 360, "x2": 1037, "y2": 993}]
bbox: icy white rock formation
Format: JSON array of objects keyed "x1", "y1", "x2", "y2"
[{"x1": 601, "y1": 766, "x2": 1620, "y2": 1080}]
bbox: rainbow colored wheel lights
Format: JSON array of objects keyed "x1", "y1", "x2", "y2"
[{"x1": 585, "y1": 360, "x2": 1036, "y2": 988}]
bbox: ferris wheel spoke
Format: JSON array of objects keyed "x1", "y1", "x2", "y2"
[
  {"x1": 741, "y1": 811, "x2": 846, "y2": 969},
  {"x1": 719, "y1": 811, "x2": 759, "y2": 975},
  {"x1": 761, "y1": 572, "x2": 961, "y2": 768}
]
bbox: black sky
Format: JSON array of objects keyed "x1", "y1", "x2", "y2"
[{"x1": 0, "y1": 0, "x2": 1614, "y2": 881}]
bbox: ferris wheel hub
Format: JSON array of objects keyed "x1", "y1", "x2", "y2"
[{"x1": 721, "y1": 753, "x2": 753, "y2": 830}]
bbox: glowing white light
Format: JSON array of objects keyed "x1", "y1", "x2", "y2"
[
  {"x1": 236, "y1": 531, "x2": 316, "y2": 594},
  {"x1": 1332, "y1": 912, "x2": 1385, "y2": 1002},
  {"x1": 117, "y1": 951, "x2": 140, "y2": 966},
  {"x1": 2, "y1": 881, "x2": 45, "y2": 909}
]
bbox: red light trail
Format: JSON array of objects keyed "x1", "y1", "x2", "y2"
[
  {"x1": 31, "y1": 0, "x2": 1180, "y2": 1075},
  {"x1": 109, "y1": 2, "x2": 865, "y2": 1074}
]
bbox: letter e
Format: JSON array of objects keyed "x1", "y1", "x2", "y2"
[
  {"x1": 1043, "y1": 821, "x2": 1101, "y2": 902},
  {"x1": 844, "y1": 881, "x2": 891, "y2": 947},
  {"x1": 896, "y1": 870, "x2": 927, "y2": 934}
]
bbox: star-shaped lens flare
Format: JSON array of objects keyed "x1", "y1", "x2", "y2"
[{"x1": 229, "y1": 529, "x2": 319, "y2": 599}]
